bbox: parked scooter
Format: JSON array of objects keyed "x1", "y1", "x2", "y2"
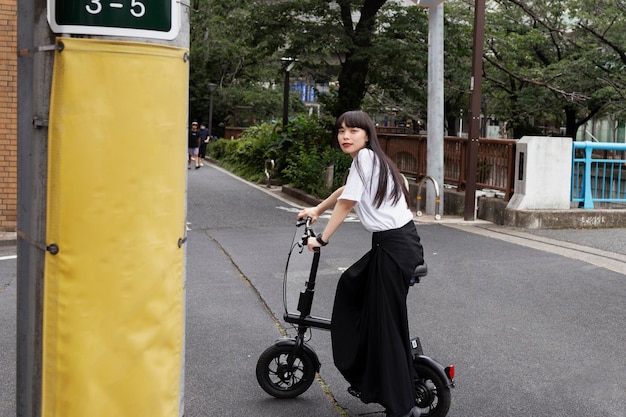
[{"x1": 256, "y1": 218, "x2": 455, "y2": 417}]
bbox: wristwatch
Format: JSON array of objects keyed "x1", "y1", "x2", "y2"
[{"x1": 316, "y1": 235, "x2": 328, "y2": 246}]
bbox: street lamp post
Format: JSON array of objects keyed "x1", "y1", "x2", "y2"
[
  {"x1": 281, "y1": 57, "x2": 296, "y2": 127},
  {"x1": 208, "y1": 82, "x2": 217, "y2": 137}
]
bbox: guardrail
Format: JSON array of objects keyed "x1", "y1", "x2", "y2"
[{"x1": 571, "y1": 141, "x2": 626, "y2": 209}]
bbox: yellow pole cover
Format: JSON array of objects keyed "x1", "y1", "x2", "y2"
[{"x1": 44, "y1": 37, "x2": 188, "y2": 417}]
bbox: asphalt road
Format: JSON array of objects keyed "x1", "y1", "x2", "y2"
[
  {"x1": 1, "y1": 161, "x2": 625, "y2": 416},
  {"x1": 0, "y1": 246, "x2": 17, "y2": 416}
]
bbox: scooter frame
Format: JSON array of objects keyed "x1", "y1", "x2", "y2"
[{"x1": 256, "y1": 218, "x2": 455, "y2": 416}]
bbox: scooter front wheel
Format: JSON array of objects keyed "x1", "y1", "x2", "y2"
[
  {"x1": 256, "y1": 344, "x2": 316, "y2": 399},
  {"x1": 414, "y1": 362, "x2": 452, "y2": 417}
]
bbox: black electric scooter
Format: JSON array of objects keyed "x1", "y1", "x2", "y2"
[{"x1": 256, "y1": 218, "x2": 455, "y2": 417}]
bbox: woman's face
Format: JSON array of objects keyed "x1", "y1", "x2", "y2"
[{"x1": 337, "y1": 122, "x2": 368, "y2": 158}]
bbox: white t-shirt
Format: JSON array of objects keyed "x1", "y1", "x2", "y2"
[{"x1": 339, "y1": 149, "x2": 413, "y2": 232}]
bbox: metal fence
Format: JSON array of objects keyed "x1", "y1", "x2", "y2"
[
  {"x1": 377, "y1": 131, "x2": 516, "y2": 201},
  {"x1": 571, "y1": 141, "x2": 626, "y2": 209},
  {"x1": 376, "y1": 133, "x2": 626, "y2": 209}
]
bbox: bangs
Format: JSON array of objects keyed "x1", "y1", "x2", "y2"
[{"x1": 335, "y1": 110, "x2": 371, "y2": 130}]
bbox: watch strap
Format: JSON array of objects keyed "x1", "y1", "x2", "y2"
[{"x1": 316, "y1": 235, "x2": 328, "y2": 246}]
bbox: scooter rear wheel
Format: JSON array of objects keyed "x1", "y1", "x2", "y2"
[
  {"x1": 256, "y1": 344, "x2": 316, "y2": 399},
  {"x1": 413, "y1": 362, "x2": 452, "y2": 417}
]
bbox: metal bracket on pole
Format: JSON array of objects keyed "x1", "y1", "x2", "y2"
[
  {"x1": 18, "y1": 43, "x2": 63, "y2": 56},
  {"x1": 415, "y1": 176, "x2": 441, "y2": 220},
  {"x1": 32, "y1": 117, "x2": 48, "y2": 128}
]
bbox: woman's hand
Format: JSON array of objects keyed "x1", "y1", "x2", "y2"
[
  {"x1": 297, "y1": 207, "x2": 320, "y2": 223},
  {"x1": 306, "y1": 236, "x2": 323, "y2": 252}
]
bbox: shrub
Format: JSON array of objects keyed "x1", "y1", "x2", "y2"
[
  {"x1": 281, "y1": 144, "x2": 351, "y2": 198},
  {"x1": 208, "y1": 138, "x2": 228, "y2": 160},
  {"x1": 281, "y1": 141, "x2": 326, "y2": 196},
  {"x1": 209, "y1": 124, "x2": 278, "y2": 182},
  {"x1": 208, "y1": 115, "x2": 350, "y2": 199}
]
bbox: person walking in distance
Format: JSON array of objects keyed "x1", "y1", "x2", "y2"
[
  {"x1": 188, "y1": 121, "x2": 201, "y2": 169},
  {"x1": 198, "y1": 122, "x2": 210, "y2": 166},
  {"x1": 297, "y1": 110, "x2": 422, "y2": 417}
]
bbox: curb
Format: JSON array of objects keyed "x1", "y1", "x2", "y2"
[{"x1": 280, "y1": 186, "x2": 323, "y2": 207}]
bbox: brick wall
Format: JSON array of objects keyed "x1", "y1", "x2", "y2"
[{"x1": 0, "y1": 0, "x2": 17, "y2": 232}]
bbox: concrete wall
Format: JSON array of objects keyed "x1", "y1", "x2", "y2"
[
  {"x1": 446, "y1": 190, "x2": 626, "y2": 229},
  {"x1": 507, "y1": 136, "x2": 572, "y2": 210}
]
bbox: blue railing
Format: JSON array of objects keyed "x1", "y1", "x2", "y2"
[{"x1": 571, "y1": 141, "x2": 626, "y2": 209}]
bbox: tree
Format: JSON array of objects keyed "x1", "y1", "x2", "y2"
[
  {"x1": 191, "y1": 0, "x2": 626, "y2": 140},
  {"x1": 441, "y1": 1, "x2": 475, "y2": 136},
  {"x1": 249, "y1": 0, "x2": 415, "y2": 117},
  {"x1": 189, "y1": 0, "x2": 299, "y2": 132},
  {"x1": 571, "y1": 0, "x2": 626, "y2": 129},
  {"x1": 364, "y1": 4, "x2": 430, "y2": 126},
  {"x1": 480, "y1": 0, "x2": 626, "y2": 138}
]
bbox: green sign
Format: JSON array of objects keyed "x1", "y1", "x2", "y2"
[{"x1": 48, "y1": 0, "x2": 179, "y2": 40}]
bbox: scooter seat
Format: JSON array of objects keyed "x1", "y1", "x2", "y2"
[{"x1": 409, "y1": 263, "x2": 428, "y2": 286}]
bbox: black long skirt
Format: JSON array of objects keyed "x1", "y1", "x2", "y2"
[{"x1": 331, "y1": 221, "x2": 424, "y2": 417}]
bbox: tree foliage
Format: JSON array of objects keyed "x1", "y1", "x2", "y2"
[
  {"x1": 247, "y1": 0, "x2": 471, "y2": 119},
  {"x1": 189, "y1": 0, "x2": 626, "y2": 140},
  {"x1": 479, "y1": 0, "x2": 626, "y2": 137},
  {"x1": 189, "y1": 0, "x2": 304, "y2": 132}
]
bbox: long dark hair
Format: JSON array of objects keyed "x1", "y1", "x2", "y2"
[{"x1": 335, "y1": 110, "x2": 409, "y2": 208}]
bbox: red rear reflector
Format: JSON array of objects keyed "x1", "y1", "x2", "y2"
[{"x1": 445, "y1": 365, "x2": 455, "y2": 380}]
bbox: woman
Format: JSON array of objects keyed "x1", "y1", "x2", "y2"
[{"x1": 297, "y1": 110, "x2": 423, "y2": 417}]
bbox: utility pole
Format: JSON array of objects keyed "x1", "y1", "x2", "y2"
[
  {"x1": 208, "y1": 83, "x2": 217, "y2": 137},
  {"x1": 17, "y1": 2, "x2": 190, "y2": 416},
  {"x1": 464, "y1": 0, "x2": 486, "y2": 220},
  {"x1": 415, "y1": 0, "x2": 445, "y2": 216},
  {"x1": 16, "y1": 2, "x2": 55, "y2": 416},
  {"x1": 425, "y1": 1, "x2": 445, "y2": 216}
]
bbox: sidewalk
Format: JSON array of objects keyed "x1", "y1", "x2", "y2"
[
  {"x1": 283, "y1": 183, "x2": 626, "y2": 229},
  {"x1": 0, "y1": 231, "x2": 16, "y2": 247}
]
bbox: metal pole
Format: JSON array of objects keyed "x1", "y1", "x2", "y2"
[
  {"x1": 208, "y1": 83, "x2": 217, "y2": 137},
  {"x1": 464, "y1": 0, "x2": 486, "y2": 220},
  {"x1": 17, "y1": 1, "x2": 55, "y2": 415},
  {"x1": 426, "y1": 3, "x2": 444, "y2": 216},
  {"x1": 282, "y1": 69, "x2": 290, "y2": 127}
]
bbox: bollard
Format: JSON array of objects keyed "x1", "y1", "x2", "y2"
[
  {"x1": 325, "y1": 163, "x2": 335, "y2": 189},
  {"x1": 264, "y1": 159, "x2": 275, "y2": 187}
]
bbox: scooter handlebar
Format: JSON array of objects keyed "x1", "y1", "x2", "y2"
[
  {"x1": 296, "y1": 217, "x2": 317, "y2": 247},
  {"x1": 295, "y1": 217, "x2": 309, "y2": 227}
]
